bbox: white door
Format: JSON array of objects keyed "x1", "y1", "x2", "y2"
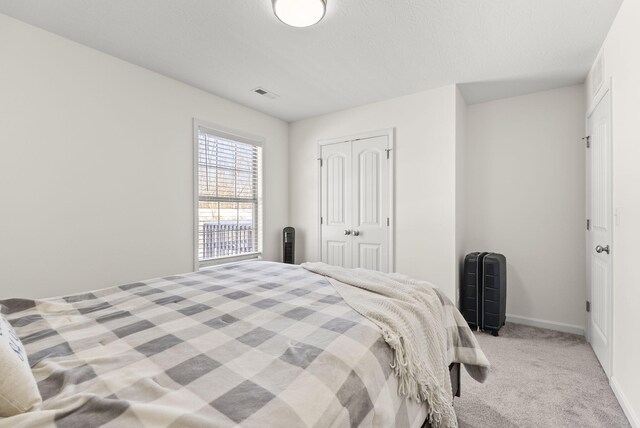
[
  {"x1": 587, "y1": 90, "x2": 612, "y2": 377},
  {"x1": 321, "y1": 141, "x2": 352, "y2": 268},
  {"x1": 352, "y1": 137, "x2": 389, "y2": 272},
  {"x1": 320, "y1": 135, "x2": 392, "y2": 272}
]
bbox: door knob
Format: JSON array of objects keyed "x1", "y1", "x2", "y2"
[
  {"x1": 352, "y1": 230, "x2": 360, "y2": 236},
  {"x1": 595, "y1": 245, "x2": 610, "y2": 254},
  {"x1": 344, "y1": 229, "x2": 352, "y2": 236}
]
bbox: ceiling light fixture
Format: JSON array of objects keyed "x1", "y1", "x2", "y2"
[{"x1": 272, "y1": 0, "x2": 326, "y2": 28}]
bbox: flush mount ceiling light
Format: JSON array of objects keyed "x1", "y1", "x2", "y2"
[{"x1": 272, "y1": 0, "x2": 327, "y2": 28}]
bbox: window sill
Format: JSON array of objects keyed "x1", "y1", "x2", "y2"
[{"x1": 197, "y1": 253, "x2": 262, "y2": 270}]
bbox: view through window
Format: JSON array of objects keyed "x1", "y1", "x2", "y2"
[{"x1": 197, "y1": 127, "x2": 262, "y2": 263}]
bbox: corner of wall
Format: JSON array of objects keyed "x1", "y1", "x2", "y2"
[{"x1": 454, "y1": 85, "x2": 469, "y2": 306}]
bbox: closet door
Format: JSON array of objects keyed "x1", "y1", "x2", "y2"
[
  {"x1": 320, "y1": 142, "x2": 353, "y2": 268},
  {"x1": 320, "y1": 135, "x2": 392, "y2": 272},
  {"x1": 351, "y1": 136, "x2": 389, "y2": 272}
]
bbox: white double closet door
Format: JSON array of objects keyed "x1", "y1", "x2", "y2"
[{"x1": 320, "y1": 135, "x2": 392, "y2": 272}]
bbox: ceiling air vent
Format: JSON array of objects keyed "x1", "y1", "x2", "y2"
[{"x1": 252, "y1": 87, "x2": 279, "y2": 100}]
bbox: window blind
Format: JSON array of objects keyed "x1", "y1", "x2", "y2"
[{"x1": 197, "y1": 128, "x2": 262, "y2": 262}]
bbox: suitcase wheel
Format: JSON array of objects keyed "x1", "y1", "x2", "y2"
[{"x1": 491, "y1": 330, "x2": 499, "y2": 337}]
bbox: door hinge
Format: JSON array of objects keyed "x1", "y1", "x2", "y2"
[
  {"x1": 583, "y1": 136, "x2": 591, "y2": 148},
  {"x1": 320, "y1": 217, "x2": 323, "y2": 225},
  {"x1": 318, "y1": 158, "x2": 323, "y2": 167},
  {"x1": 587, "y1": 219, "x2": 591, "y2": 230},
  {"x1": 385, "y1": 148, "x2": 392, "y2": 159},
  {"x1": 586, "y1": 301, "x2": 591, "y2": 312},
  {"x1": 387, "y1": 218, "x2": 390, "y2": 226}
]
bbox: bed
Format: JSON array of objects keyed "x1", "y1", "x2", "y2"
[{"x1": 0, "y1": 261, "x2": 486, "y2": 428}]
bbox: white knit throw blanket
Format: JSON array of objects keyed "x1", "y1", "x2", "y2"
[{"x1": 302, "y1": 262, "x2": 458, "y2": 428}]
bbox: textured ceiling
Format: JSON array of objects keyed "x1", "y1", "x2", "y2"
[{"x1": 0, "y1": 0, "x2": 622, "y2": 122}]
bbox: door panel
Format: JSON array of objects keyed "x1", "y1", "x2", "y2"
[
  {"x1": 327, "y1": 241, "x2": 347, "y2": 267},
  {"x1": 587, "y1": 90, "x2": 612, "y2": 377},
  {"x1": 352, "y1": 136, "x2": 389, "y2": 272},
  {"x1": 321, "y1": 142, "x2": 352, "y2": 268},
  {"x1": 358, "y1": 149, "x2": 381, "y2": 226},
  {"x1": 591, "y1": 258, "x2": 608, "y2": 339},
  {"x1": 591, "y1": 114, "x2": 610, "y2": 229},
  {"x1": 358, "y1": 243, "x2": 382, "y2": 271},
  {"x1": 326, "y1": 153, "x2": 347, "y2": 225}
]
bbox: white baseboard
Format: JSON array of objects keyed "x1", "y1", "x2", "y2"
[
  {"x1": 611, "y1": 376, "x2": 640, "y2": 428},
  {"x1": 506, "y1": 314, "x2": 585, "y2": 336}
]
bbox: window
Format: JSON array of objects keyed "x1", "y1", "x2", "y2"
[{"x1": 195, "y1": 123, "x2": 262, "y2": 266}]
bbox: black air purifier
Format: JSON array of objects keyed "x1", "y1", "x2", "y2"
[{"x1": 283, "y1": 227, "x2": 295, "y2": 264}]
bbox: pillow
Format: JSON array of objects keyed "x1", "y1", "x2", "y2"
[{"x1": 0, "y1": 315, "x2": 42, "y2": 417}]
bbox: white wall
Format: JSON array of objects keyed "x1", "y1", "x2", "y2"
[
  {"x1": 587, "y1": 1, "x2": 640, "y2": 425},
  {"x1": 464, "y1": 85, "x2": 586, "y2": 332},
  {"x1": 0, "y1": 14, "x2": 289, "y2": 299},
  {"x1": 289, "y1": 86, "x2": 459, "y2": 300}
]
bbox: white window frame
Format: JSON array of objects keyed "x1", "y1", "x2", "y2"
[{"x1": 193, "y1": 119, "x2": 264, "y2": 270}]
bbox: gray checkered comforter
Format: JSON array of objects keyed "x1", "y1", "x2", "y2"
[{"x1": 0, "y1": 261, "x2": 474, "y2": 428}]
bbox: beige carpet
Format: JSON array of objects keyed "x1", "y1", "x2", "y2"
[{"x1": 454, "y1": 323, "x2": 630, "y2": 428}]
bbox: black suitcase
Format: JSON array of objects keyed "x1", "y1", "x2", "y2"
[{"x1": 461, "y1": 252, "x2": 507, "y2": 336}]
